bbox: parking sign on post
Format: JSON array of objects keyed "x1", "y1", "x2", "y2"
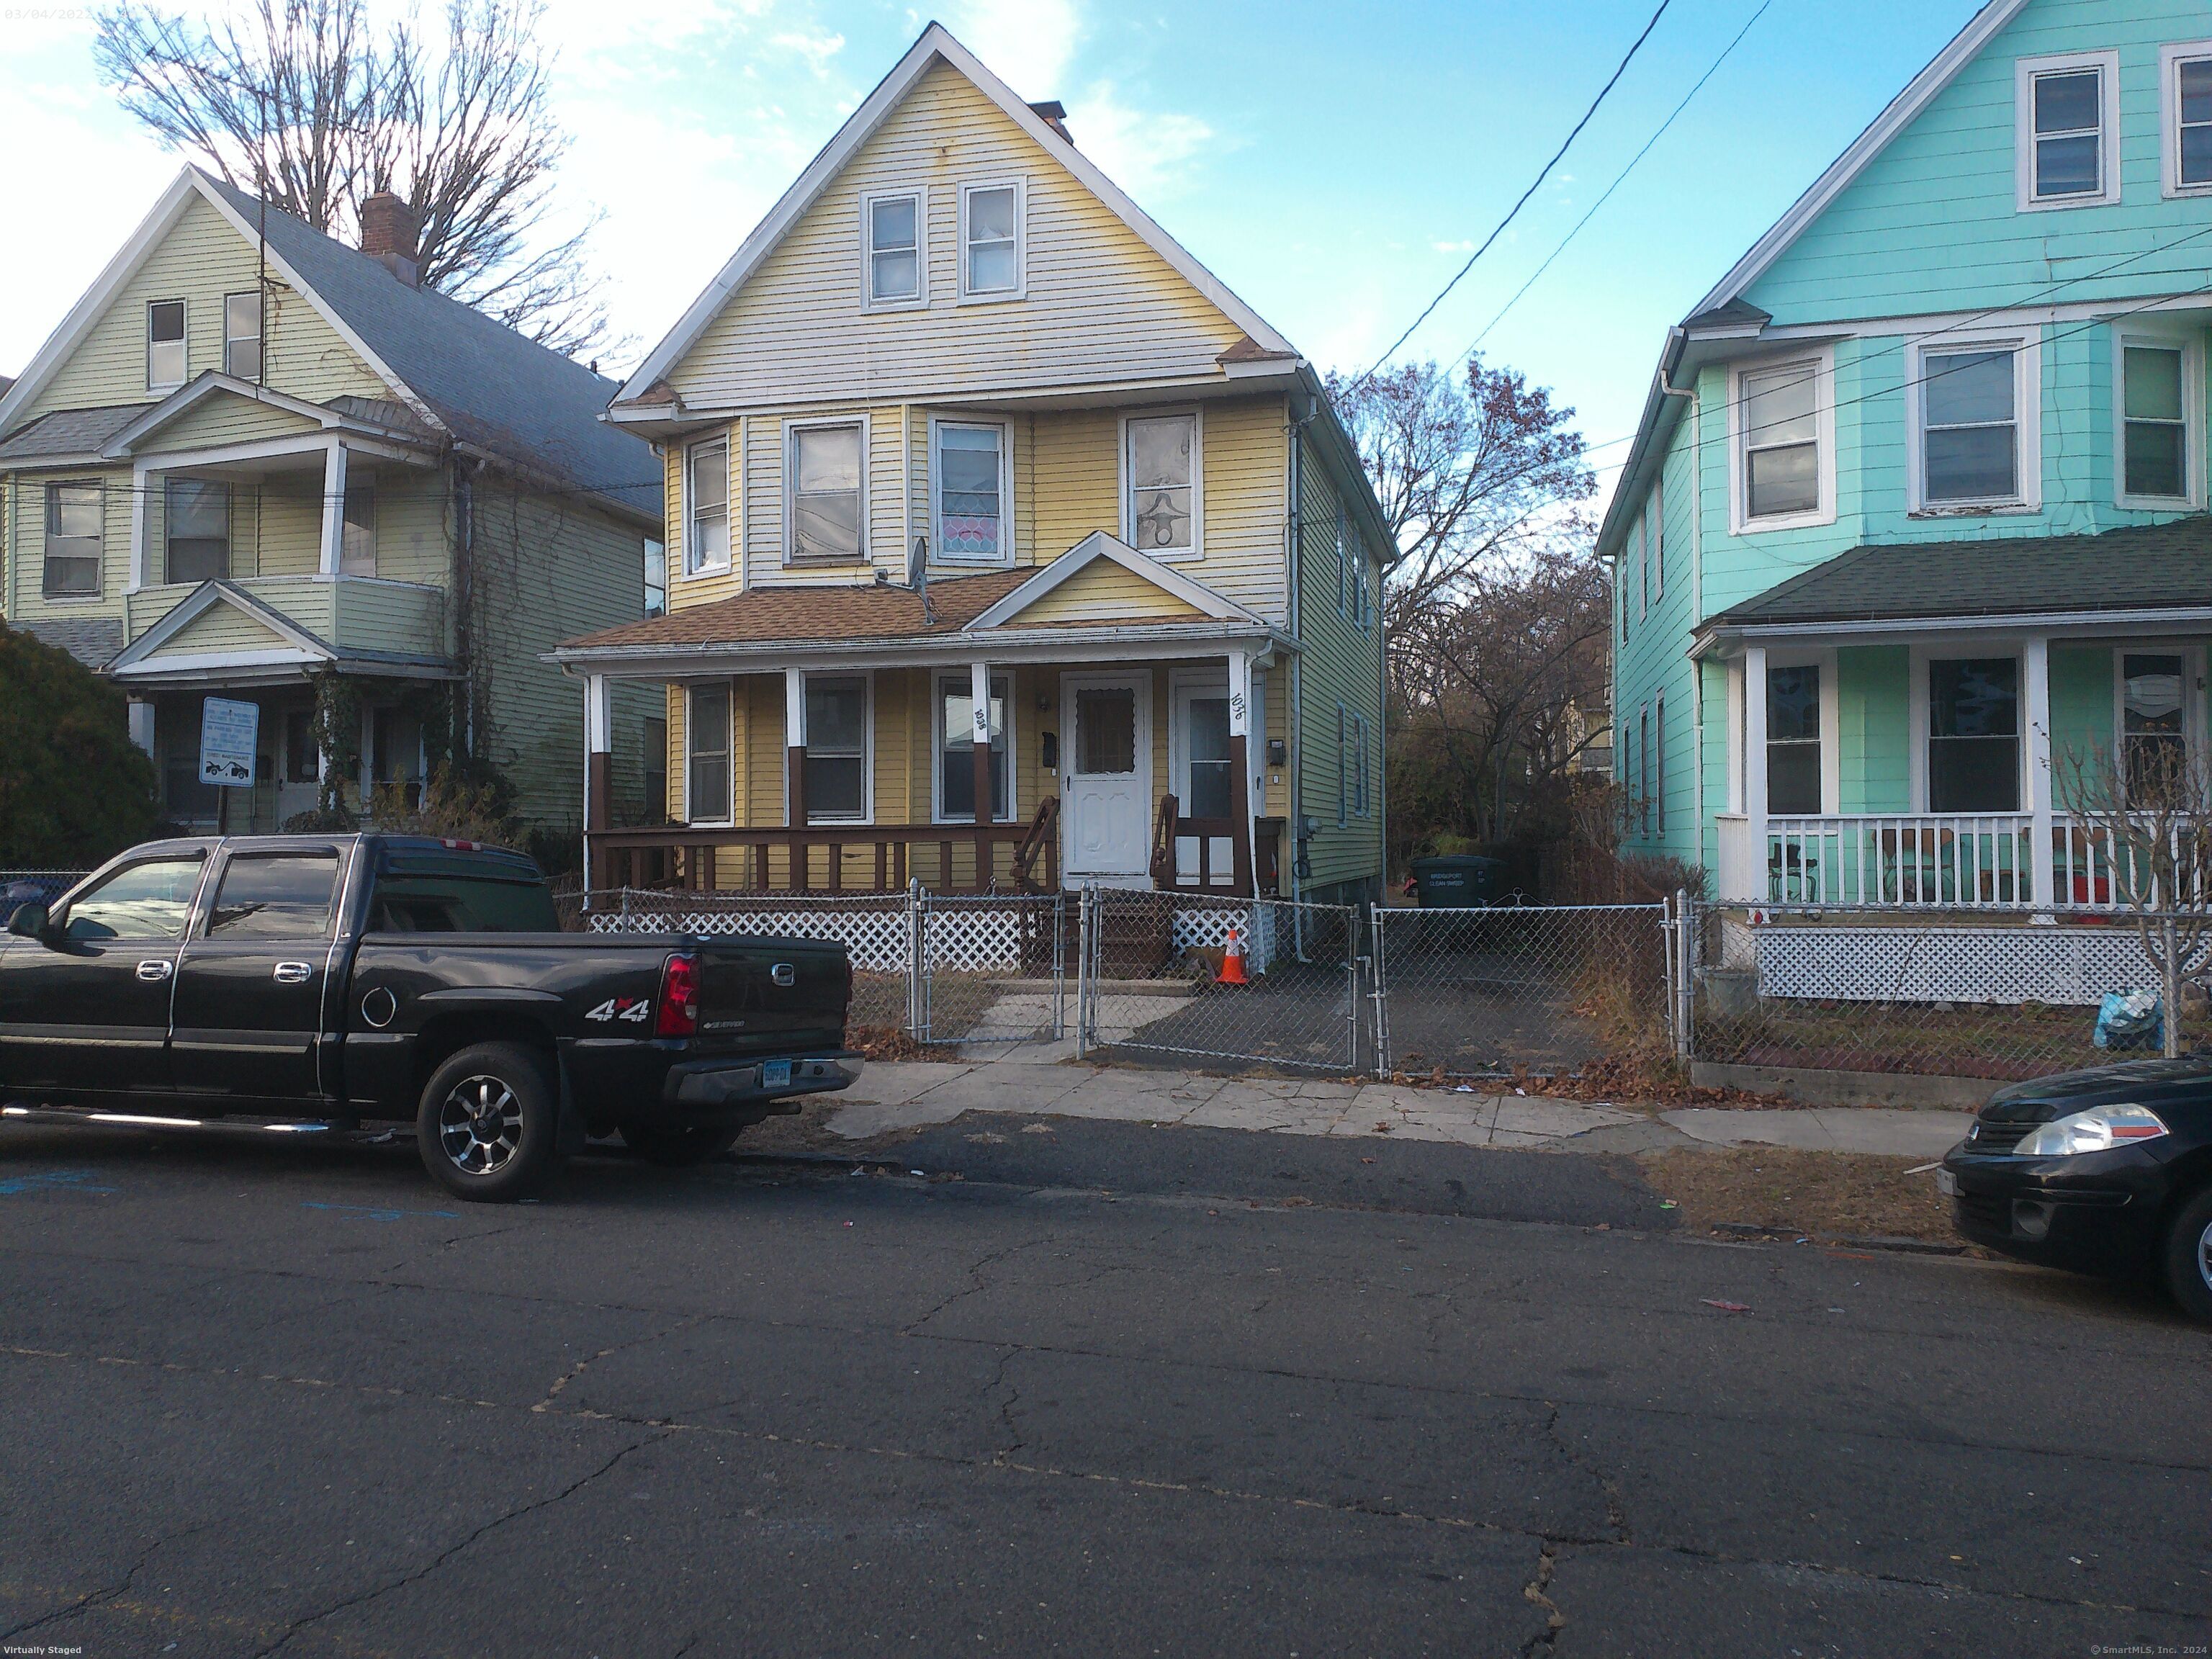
[{"x1": 199, "y1": 697, "x2": 259, "y2": 789}]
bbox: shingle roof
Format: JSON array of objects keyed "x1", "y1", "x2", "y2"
[
  {"x1": 17, "y1": 616, "x2": 125, "y2": 669},
  {"x1": 0, "y1": 403, "x2": 155, "y2": 462},
  {"x1": 195, "y1": 174, "x2": 657, "y2": 518},
  {"x1": 562, "y1": 571, "x2": 1035, "y2": 652},
  {"x1": 1708, "y1": 518, "x2": 2212, "y2": 629}
]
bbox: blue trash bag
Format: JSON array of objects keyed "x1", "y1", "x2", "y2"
[{"x1": 2093, "y1": 989, "x2": 2163, "y2": 1051}]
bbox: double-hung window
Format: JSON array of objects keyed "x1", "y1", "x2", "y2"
[
  {"x1": 147, "y1": 299, "x2": 186, "y2": 390},
  {"x1": 1126, "y1": 413, "x2": 1197, "y2": 557},
  {"x1": 2164, "y1": 43, "x2": 2212, "y2": 194},
  {"x1": 1738, "y1": 358, "x2": 1823, "y2": 526},
  {"x1": 1352, "y1": 712, "x2": 1371, "y2": 817},
  {"x1": 686, "y1": 441, "x2": 729, "y2": 574},
  {"x1": 1766, "y1": 665, "x2": 1820, "y2": 816},
  {"x1": 42, "y1": 482, "x2": 102, "y2": 598},
  {"x1": 1336, "y1": 703, "x2": 1350, "y2": 828},
  {"x1": 165, "y1": 477, "x2": 230, "y2": 583},
  {"x1": 1928, "y1": 658, "x2": 2020, "y2": 814},
  {"x1": 1920, "y1": 346, "x2": 2024, "y2": 507},
  {"x1": 788, "y1": 423, "x2": 863, "y2": 562},
  {"x1": 863, "y1": 192, "x2": 923, "y2": 306},
  {"x1": 1638, "y1": 706, "x2": 1652, "y2": 835},
  {"x1": 934, "y1": 422, "x2": 1007, "y2": 563},
  {"x1": 2018, "y1": 52, "x2": 2119, "y2": 208},
  {"x1": 2119, "y1": 340, "x2": 2193, "y2": 504},
  {"x1": 961, "y1": 182, "x2": 1020, "y2": 297},
  {"x1": 1649, "y1": 479, "x2": 1663, "y2": 601},
  {"x1": 644, "y1": 540, "x2": 667, "y2": 617},
  {"x1": 1654, "y1": 697, "x2": 1667, "y2": 835},
  {"x1": 938, "y1": 673, "x2": 1009, "y2": 822},
  {"x1": 803, "y1": 675, "x2": 868, "y2": 823},
  {"x1": 1335, "y1": 503, "x2": 1350, "y2": 617},
  {"x1": 224, "y1": 290, "x2": 263, "y2": 380},
  {"x1": 686, "y1": 684, "x2": 731, "y2": 823}
]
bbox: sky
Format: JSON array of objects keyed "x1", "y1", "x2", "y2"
[{"x1": 0, "y1": 0, "x2": 1991, "y2": 510}]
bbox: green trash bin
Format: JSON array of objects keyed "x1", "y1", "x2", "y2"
[{"x1": 1408, "y1": 854, "x2": 1503, "y2": 907}]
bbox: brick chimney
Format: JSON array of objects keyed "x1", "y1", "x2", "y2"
[
  {"x1": 359, "y1": 191, "x2": 421, "y2": 287},
  {"x1": 1028, "y1": 100, "x2": 1072, "y2": 143}
]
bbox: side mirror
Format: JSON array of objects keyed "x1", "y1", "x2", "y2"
[{"x1": 7, "y1": 901, "x2": 52, "y2": 943}]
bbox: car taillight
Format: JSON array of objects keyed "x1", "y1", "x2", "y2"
[{"x1": 656, "y1": 951, "x2": 698, "y2": 1038}]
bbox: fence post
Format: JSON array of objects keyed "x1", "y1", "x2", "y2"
[
  {"x1": 1369, "y1": 903, "x2": 1390, "y2": 1079},
  {"x1": 1674, "y1": 890, "x2": 1696, "y2": 1063},
  {"x1": 1074, "y1": 884, "x2": 1094, "y2": 1059},
  {"x1": 905, "y1": 879, "x2": 925, "y2": 1038},
  {"x1": 1346, "y1": 903, "x2": 1365, "y2": 1074},
  {"x1": 1659, "y1": 896, "x2": 1676, "y2": 1057},
  {"x1": 1050, "y1": 889, "x2": 1067, "y2": 1041}
]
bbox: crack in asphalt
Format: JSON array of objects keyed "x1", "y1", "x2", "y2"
[
  {"x1": 1519, "y1": 1541, "x2": 1565, "y2": 1658},
  {"x1": 250, "y1": 1433, "x2": 667, "y2": 1658},
  {"x1": 0, "y1": 1521, "x2": 206, "y2": 1642},
  {"x1": 986, "y1": 1346, "x2": 1025, "y2": 1464},
  {"x1": 1540, "y1": 1402, "x2": 1633, "y2": 1547},
  {"x1": 899, "y1": 1236, "x2": 1051, "y2": 1334},
  {"x1": 531, "y1": 1316, "x2": 706, "y2": 1416}
]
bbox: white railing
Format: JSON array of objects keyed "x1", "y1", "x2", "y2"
[
  {"x1": 1714, "y1": 814, "x2": 1758, "y2": 902},
  {"x1": 2052, "y1": 814, "x2": 2211, "y2": 910},
  {"x1": 1761, "y1": 814, "x2": 2036, "y2": 908}
]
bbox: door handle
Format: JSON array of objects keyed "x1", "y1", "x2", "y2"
[
  {"x1": 770, "y1": 963, "x2": 796, "y2": 987},
  {"x1": 135, "y1": 960, "x2": 173, "y2": 982},
  {"x1": 272, "y1": 961, "x2": 313, "y2": 985}
]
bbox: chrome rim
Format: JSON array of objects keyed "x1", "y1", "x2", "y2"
[
  {"x1": 438, "y1": 1075, "x2": 523, "y2": 1175},
  {"x1": 2198, "y1": 1218, "x2": 2212, "y2": 1294}
]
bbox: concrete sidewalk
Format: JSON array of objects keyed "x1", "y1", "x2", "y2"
[{"x1": 829, "y1": 1053, "x2": 1974, "y2": 1158}]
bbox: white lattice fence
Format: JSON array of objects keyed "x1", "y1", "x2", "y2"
[
  {"x1": 1755, "y1": 925, "x2": 2181, "y2": 1006},
  {"x1": 589, "y1": 902, "x2": 913, "y2": 972}
]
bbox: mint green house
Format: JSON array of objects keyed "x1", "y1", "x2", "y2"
[{"x1": 1604, "y1": 0, "x2": 2212, "y2": 910}]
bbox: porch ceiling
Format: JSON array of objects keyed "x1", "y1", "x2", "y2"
[{"x1": 1697, "y1": 518, "x2": 2212, "y2": 650}]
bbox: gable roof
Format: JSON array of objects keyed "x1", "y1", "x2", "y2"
[
  {"x1": 611, "y1": 22, "x2": 1297, "y2": 414},
  {"x1": 969, "y1": 532, "x2": 1262, "y2": 629},
  {"x1": 99, "y1": 371, "x2": 440, "y2": 458},
  {"x1": 1701, "y1": 518, "x2": 2212, "y2": 635},
  {"x1": 106, "y1": 577, "x2": 455, "y2": 680},
  {"x1": 0, "y1": 403, "x2": 153, "y2": 464},
  {"x1": 0, "y1": 168, "x2": 658, "y2": 523},
  {"x1": 557, "y1": 570, "x2": 1033, "y2": 654}
]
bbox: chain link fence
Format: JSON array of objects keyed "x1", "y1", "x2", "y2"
[
  {"x1": 1, "y1": 871, "x2": 89, "y2": 908},
  {"x1": 1686, "y1": 901, "x2": 2210, "y2": 1081},
  {"x1": 1371, "y1": 903, "x2": 1672, "y2": 1079},
  {"x1": 1074, "y1": 888, "x2": 1368, "y2": 1073},
  {"x1": 914, "y1": 891, "x2": 1066, "y2": 1048}
]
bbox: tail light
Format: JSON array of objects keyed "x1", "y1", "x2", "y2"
[{"x1": 656, "y1": 951, "x2": 698, "y2": 1038}]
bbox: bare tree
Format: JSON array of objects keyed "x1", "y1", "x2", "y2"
[
  {"x1": 2057, "y1": 740, "x2": 2212, "y2": 1059},
  {"x1": 1324, "y1": 356, "x2": 1594, "y2": 621},
  {"x1": 94, "y1": 0, "x2": 613, "y2": 356}
]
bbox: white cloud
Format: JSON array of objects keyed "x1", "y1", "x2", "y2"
[
  {"x1": 1432, "y1": 238, "x2": 1476, "y2": 253},
  {"x1": 944, "y1": 0, "x2": 1083, "y2": 96},
  {"x1": 1065, "y1": 84, "x2": 1213, "y2": 202}
]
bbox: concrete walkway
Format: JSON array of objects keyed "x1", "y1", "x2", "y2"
[{"x1": 829, "y1": 1055, "x2": 1974, "y2": 1158}]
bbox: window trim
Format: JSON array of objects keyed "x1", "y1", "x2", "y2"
[
  {"x1": 2113, "y1": 328, "x2": 2203, "y2": 509},
  {"x1": 1119, "y1": 407, "x2": 1203, "y2": 562},
  {"x1": 146, "y1": 297, "x2": 187, "y2": 392},
  {"x1": 1650, "y1": 475, "x2": 1664, "y2": 603},
  {"x1": 2113, "y1": 642, "x2": 2201, "y2": 802},
  {"x1": 683, "y1": 438, "x2": 732, "y2": 577},
  {"x1": 782, "y1": 415, "x2": 870, "y2": 566},
  {"x1": 1905, "y1": 333, "x2": 2042, "y2": 514},
  {"x1": 957, "y1": 178, "x2": 1025, "y2": 303},
  {"x1": 222, "y1": 289, "x2": 264, "y2": 381},
  {"x1": 1761, "y1": 652, "x2": 1838, "y2": 818},
  {"x1": 1335, "y1": 701, "x2": 1349, "y2": 829},
  {"x1": 930, "y1": 669, "x2": 1016, "y2": 824},
  {"x1": 1728, "y1": 349, "x2": 1835, "y2": 534},
  {"x1": 2160, "y1": 40, "x2": 2212, "y2": 198},
  {"x1": 801, "y1": 670, "x2": 873, "y2": 826},
  {"x1": 163, "y1": 475, "x2": 231, "y2": 583},
  {"x1": 1654, "y1": 695, "x2": 1666, "y2": 836},
  {"x1": 2015, "y1": 49, "x2": 2121, "y2": 211},
  {"x1": 1637, "y1": 704, "x2": 1652, "y2": 836},
  {"x1": 859, "y1": 187, "x2": 928, "y2": 311},
  {"x1": 41, "y1": 479, "x2": 104, "y2": 601},
  {"x1": 644, "y1": 539, "x2": 667, "y2": 618},
  {"x1": 928, "y1": 415, "x2": 1014, "y2": 568},
  {"x1": 1910, "y1": 647, "x2": 2025, "y2": 815},
  {"x1": 684, "y1": 681, "x2": 734, "y2": 827}
]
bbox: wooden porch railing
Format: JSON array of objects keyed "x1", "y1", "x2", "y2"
[{"x1": 590, "y1": 805, "x2": 1061, "y2": 896}]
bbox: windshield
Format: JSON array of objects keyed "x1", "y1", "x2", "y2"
[{"x1": 367, "y1": 875, "x2": 559, "y2": 933}]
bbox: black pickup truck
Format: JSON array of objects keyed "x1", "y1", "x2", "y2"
[{"x1": 0, "y1": 834, "x2": 859, "y2": 1201}]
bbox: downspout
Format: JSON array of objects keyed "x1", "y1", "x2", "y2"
[
  {"x1": 452, "y1": 453, "x2": 477, "y2": 763},
  {"x1": 1285, "y1": 397, "x2": 1309, "y2": 901}
]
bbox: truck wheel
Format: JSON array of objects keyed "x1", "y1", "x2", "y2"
[
  {"x1": 417, "y1": 1042, "x2": 562, "y2": 1202},
  {"x1": 619, "y1": 1121, "x2": 744, "y2": 1167},
  {"x1": 2162, "y1": 1186, "x2": 2212, "y2": 1325}
]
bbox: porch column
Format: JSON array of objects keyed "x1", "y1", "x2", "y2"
[
  {"x1": 1228, "y1": 647, "x2": 1255, "y2": 898},
  {"x1": 318, "y1": 441, "x2": 349, "y2": 575},
  {"x1": 583, "y1": 673, "x2": 611, "y2": 892},
  {"x1": 2025, "y1": 634, "x2": 2054, "y2": 908},
  {"x1": 784, "y1": 667, "x2": 807, "y2": 891},
  {"x1": 127, "y1": 698, "x2": 155, "y2": 758},
  {"x1": 1743, "y1": 645, "x2": 1768, "y2": 903},
  {"x1": 970, "y1": 660, "x2": 993, "y2": 886}
]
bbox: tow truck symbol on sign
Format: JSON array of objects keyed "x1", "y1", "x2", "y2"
[{"x1": 585, "y1": 997, "x2": 652, "y2": 1024}]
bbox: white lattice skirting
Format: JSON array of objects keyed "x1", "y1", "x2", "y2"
[
  {"x1": 588, "y1": 902, "x2": 1053, "y2": 974},
  {"x1": 1756, "y1": 925, "x2": 2167, "y2": 1006}
]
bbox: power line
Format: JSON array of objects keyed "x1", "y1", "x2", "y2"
[
  {"x1": 1459, "y1": 0, "x2": 1773, "y2": 362},
  {"x1": 1345, "y1": 0, "x2": 1673, "y2": 392}
]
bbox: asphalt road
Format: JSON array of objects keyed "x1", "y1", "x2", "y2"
[{"x1": 1, "y1": 1112, "x2": 2208, "y2": 1658}]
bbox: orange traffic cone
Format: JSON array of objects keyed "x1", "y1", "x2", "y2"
[{"x1": 1218, "y1": 925, "x2": 1250, "y2": 986}]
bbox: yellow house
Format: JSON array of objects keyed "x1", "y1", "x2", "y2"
[{"x1": 554, "y1": 24, "x2": 1388, "y2": 902}]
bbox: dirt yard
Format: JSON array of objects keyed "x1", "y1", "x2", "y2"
[{"x1": 1635, "y1": 1148, "x2": 1961, "y2": 1244}]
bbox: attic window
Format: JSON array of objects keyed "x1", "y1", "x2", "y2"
[
  {"x1": 224, "y1": 291, "x2": 263, "y2": 380},
  {"x1": 863, "y1": 191, "x2": 923, "y2": 306},
  {"x1": 961, "y1": 182, "x2": 1021, "y2": 298},
  {"x1": 147, "y1": 299, "x2": 186, "y2": 390},
  {"x1": 2016, "y1": 51, "x2": 2119, "y2": 210}
]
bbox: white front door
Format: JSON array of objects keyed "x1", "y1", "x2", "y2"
[{"x1": 1061, "y1": 671, "x2": 1151, "y2": 881}]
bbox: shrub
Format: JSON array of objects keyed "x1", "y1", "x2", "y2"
[{"x1": 0, "y1": 624, "x2": 158, "y2": 865}]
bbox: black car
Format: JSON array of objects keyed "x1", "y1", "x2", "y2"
[
  {"x1": 1942, "y1": 1056, "x2": 2212, "y2": 1321},
  {"x1": 1, "y1": 834, "x2": 859, "y2": 1202}
]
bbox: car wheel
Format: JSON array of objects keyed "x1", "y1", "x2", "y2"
[
  {"x1": 619, "y1": 1121, "x2": 744, "y2": 1167},
  {"x1": 2160, "y1": 1185, "x2": 2212, "y2": 1324},
  {"x1": 417, "y1": 1041, "x2": 562, "y2": 1202}
]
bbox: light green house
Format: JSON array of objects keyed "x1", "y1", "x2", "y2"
[
  {"x1": 1604, "y1": 0, "x2": 2212, "y2": 909},
  {"x1": 0, "y1": 168, "x2": 663, "y2": 840}
]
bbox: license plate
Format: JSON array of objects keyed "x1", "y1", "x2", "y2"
[
  {"x1": 761, "y1": 1060, "x2": 793, "y2": 1089},
  {"x1": 1936, "y1": 1168, "x2": 1958, "y2": 1197}
]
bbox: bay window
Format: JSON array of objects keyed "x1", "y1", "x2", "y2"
[
  {"x1": 165, "y1": 477, "x2": 230, "y2": 583},
  {"x1": 804, "y1": 675, "x2": 868, "y2": 822},
  {"x1": 685, "y1": 440, "x2": 729, "y2": 573},
  {"x1": 938, "y1": 673, "x2": 1009, "y2": 822},
  {"x1": 2120, "y1": 341, "x2": 2190, "y2": 503},
  {"x1": 788, "y1": 423, "x2": 863, "y2": 562},
  {"x1": 1928, "y1": 658, "x2": 2019, "y2": 814},
  {"x1": 1920, "y1": 346, "x2": 2023, "y2": 507},
  {"x1": 934, "y1": 422, "x2": 1007, "y2": 563}
]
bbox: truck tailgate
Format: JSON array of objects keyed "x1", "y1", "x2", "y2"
[{"x1": 695, "y1": 939, "x2": 848, "y2": 1049}]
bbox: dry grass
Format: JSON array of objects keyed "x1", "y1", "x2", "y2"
[{"x1": 1637, "y1": 1148, "x2": 1961, "y2": 1244}]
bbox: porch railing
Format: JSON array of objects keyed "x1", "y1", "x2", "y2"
[{"x1": 1719, "y1": 811, "x2": 2211, "y2": 911}]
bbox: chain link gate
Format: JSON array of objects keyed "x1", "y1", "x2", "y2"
[
  {"x1": 912, "y1": 889, "x2": 1067, "y2": 1047},
  {"x1": 1074, "y1": 886, "x2": 1368, "y2": 1072},
  {"x1": 1369, "y1": 902, "x2": 1672, "y2": 1079}
]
